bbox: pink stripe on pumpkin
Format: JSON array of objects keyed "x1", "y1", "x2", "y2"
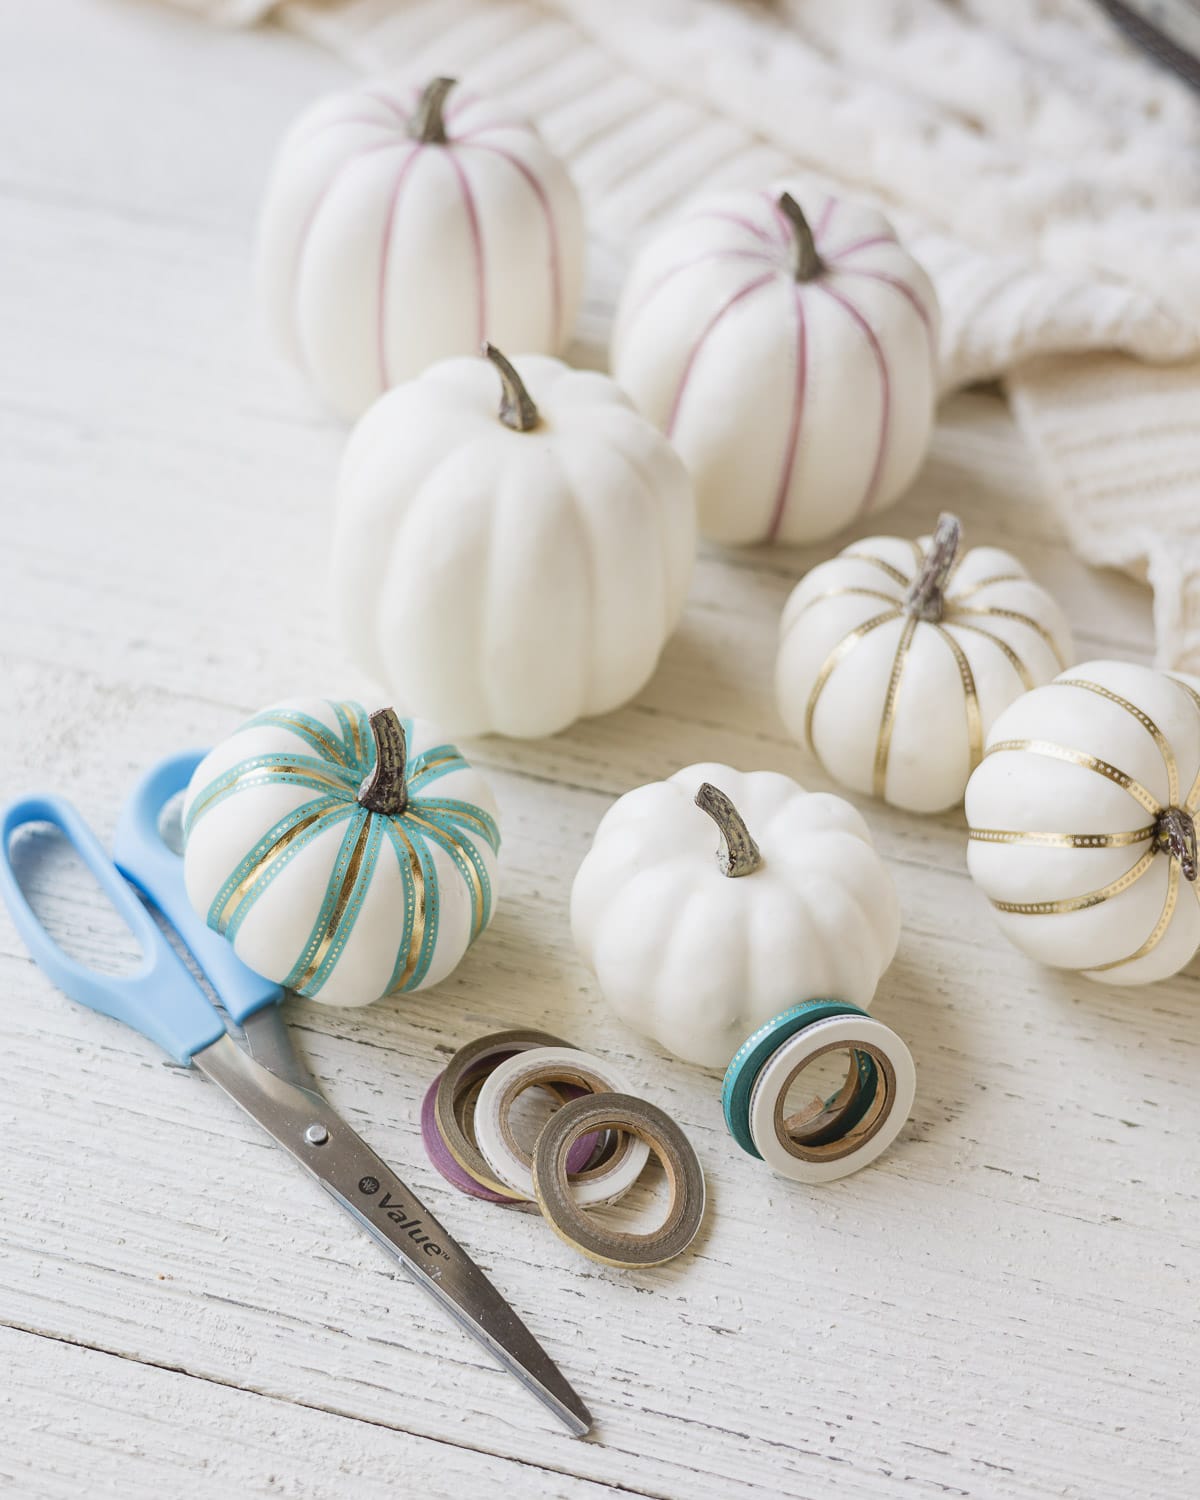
[
  {"x1": 460, "y1": 140, "x2": 563, "y2": 347},
  {"x1": 765, "y1": 286, "x2": 808, "y2": 543},
  {"x1": 375, "y1": 146, "x2": 424, "y2": 391},
  {"x1": 815, "y1": 196, "x2": 838, "y2": 238},
  {"x1": 665, "y1": 272, "x2": 776, "y2": 437},
  {"x1": 829, "y1": 233, "x2": 896, "y2": 262},
  {"x1": 625, "y1": 247, "x2": 775, "y2": 324},
  {"x1": 290, "y1": 139, "x2": 409, "y2": 374},
  {"x1": 445, "y1": 152, "x2": 487, "y2": 348},
  {"x1": 817, "y1": 284, "x2": 891, "y2": 520},
  {"x1": 682, "y1": 207, "x2": 777, "y2": 246},
  {"x1": 832, "y1": 267, "x2": 936, "y2": 343}
]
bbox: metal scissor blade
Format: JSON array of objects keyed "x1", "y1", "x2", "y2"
[
  {"x1": 192, "y1": 1034, "x2": 591, "y2": 1437},
  {"x1": 238, "y1": 1003, "x2": 321, "y2": 1095}
]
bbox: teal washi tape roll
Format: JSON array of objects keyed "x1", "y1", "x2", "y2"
[{"x1": 722, "y1": 1000, "x2": 874, "y2": 1160}]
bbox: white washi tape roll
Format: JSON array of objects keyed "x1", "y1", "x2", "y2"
[
  {"x1": 474, "y1": 1046, "x2": 651, "y2": 1205},
  {"x1": 747, "y1": 1014, "x2": 915, "y2": 1184}
]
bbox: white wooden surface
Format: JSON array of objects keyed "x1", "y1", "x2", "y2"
[{"x1": 1, "y1": 4, "x2": 1197, "y2": 1498}]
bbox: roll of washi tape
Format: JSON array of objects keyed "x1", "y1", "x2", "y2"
[
  {"x1": 532, "y1": 1093, "x2": 706, "y2": 1268},
  {"x1": 474, "y1": 1046, "x2": 651, "y2": 1206},
  {"x1": 722, "y1": 1000, "x2": 880, "y2": 1160},
  {"x1": 434, "y1": 1029, "x2": 577, "y2": 1199},
  {"x1": 746, "y1": 1014, "x2": 915, "y2": 1184},
  {"x1": 421, "y1": 1070, "x2": 604, "y2": 1208}
]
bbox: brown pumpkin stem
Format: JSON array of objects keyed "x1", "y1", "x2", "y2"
[
  {"x1": 695, "y1": 783, "x2": 763, "y2": 878},
  {"x1": 410, "y1": 76, "x2": 456, "y2": 145},
  {"x1": 905, "y1": 513, "x2": 962, "y2": 623},
  {"x1": 358, "y1": 708, "x2": 409, "y2": 815},
  {"x1": 1155, "y1": 806, "x2": 1197, "y2": 881},
  {"x1": 483, "y1": 342, "x2": 540, "y2": 432},
  {"x1": 778, "y1": 192, "x2": 824, "y2": 282}
]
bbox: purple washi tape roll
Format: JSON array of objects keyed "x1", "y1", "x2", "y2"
[{"x1": 421, "y1": 1070, "x2": 602, "y2": 1205}]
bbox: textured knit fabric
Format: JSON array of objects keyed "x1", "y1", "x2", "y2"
[{"x1": 176, "y1": 0, "x2": 1200, "y2": 669}]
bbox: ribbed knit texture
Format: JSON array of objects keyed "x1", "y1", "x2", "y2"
[{"x1": 181, "y1": 0, "x2": 1200, "y2": 670}]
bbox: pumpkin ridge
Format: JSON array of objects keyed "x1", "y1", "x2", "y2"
[
  {"x1": 623, "y1": 247, "x2": 775, "y2": 328},
  {"x1": 331, "y1": 700, "x2": 373, "y2": 770},
  {"x1": 803, "y1": 608, "x2": 903, "y2": 759},
  {"x1": 461, "y1": 140, "x2": 563, "y2": 346},
  {"x1": 664, "y1": 271, "x2": 778, "y2": 438},
  {"x1": 1089, "y1": 859, "x2": 1183, "y2": 974},
  {"x1": 950, "y1": 604, "x2": 1066, "y2": 668},
  {"x1": 374, "y1": 145, "x2": 424, "y2": 392},
  {"x1": 383, "y1": 818, "x2": 439, "y2": 992},
  {"x1": 289, "y1": 138, "x2": 409, "y2": 371},
  {"x1": 984, "y1": 738, "x2": 1160, "y2": 816},
  {"x1": 947, "y1": 572, "x2": 1028, "y2": 602},
  {"x1": 873, "y1": 614, "x2": 919, "y2": 799},
  {"x1": 404, "y1": 807, "x2": 491, "y2": 942},
  {"x1": 931, "y1": 623, "x2": 984, "y2": 778},
  {"x1": 445, "y1": 150, "x2": 486, "y2": 349},
  {"x1": 240, "y1": 708, "x2": 353, "y2": 769},
  {"x1": 209, "y1": 797, "x2": 351, "y2": 940},
  {"x1": 990, "y1": 844, "x2": 1158, "y2": 916},
  {"x1": 406, "y1": 744, "x2": 469, "y2": 792},
  {"x1": 304, "y1": 813, "x2": 386, "y2": 997},
  {"x1": 1055, "y1": 677, "x2": 1179, "y2": 805},
  {"x1": 412, "y1": 796, "x2": 500, "y2": 853},
  {"x1": 942, "y1": 618, "x2": 1035, "y2": 692},
  {"x1": 285, "y1": 810, "x2": 375, "y2": 992},
  {"x1": 184, "y1": 754, "x2": 356, "y2": 838},
  {"x1": 764, "y1": 283, "x2": 808, "y2": 543},
  {"x1": 814, "y1": 282, "x2": 891, "y2": 520},
  {"x1": 840, "y1": 551, "x2": 911, "y2": 588}
]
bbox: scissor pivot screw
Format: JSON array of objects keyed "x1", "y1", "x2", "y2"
[{"x1": 304, "y1": 1124, "x2": 329, "y2": 1147}]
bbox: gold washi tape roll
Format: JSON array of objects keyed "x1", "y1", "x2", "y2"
[{"x1": 532, "y1": 1093, "x2": 706, "y2": 1268}]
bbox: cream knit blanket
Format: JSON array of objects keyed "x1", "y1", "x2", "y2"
[{"x1": 184, "y1": 0, "x2": 1200, "y2": 670}]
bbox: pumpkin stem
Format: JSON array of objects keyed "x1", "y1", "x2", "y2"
[
  {"x1": 358, "y1": 708, "x2": 409, "y2": 815},
  {"x1": 904, "y1": 513, "x2": 962, "y2": 623},
  {"x1": 778, "y1": 192, "x2": 824, "y2": 282},
  {"x1": 483, "y1": 343, "x2": 540, "y2": 432},
  {"x1": 1155, "y1": 806, "x2": 1197, "y2": 881},
  {"x1": 410, "y1": 76, "x2": 456, "y2": 145},
  {"x1": 695, "y1": 783, "x2": 763, "y2": 878}
]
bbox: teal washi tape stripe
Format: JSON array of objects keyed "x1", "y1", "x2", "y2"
[{"x1": 722, "y1": 1000, "x2": 874, "y2": 1160}]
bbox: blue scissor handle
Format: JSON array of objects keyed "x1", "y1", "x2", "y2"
[
  {"x1": 113, "y1": 751, "x2": 283, "y2": 1026},
  {"x1": 0, "y1": 795, "x2": 226, "y2": 1065}
]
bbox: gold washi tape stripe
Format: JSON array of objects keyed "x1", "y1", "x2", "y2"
[
  {"x1": 946, "y1": 572, "x2": 1027, "y2": 602},
  {"x1": 213, "y1": 802, "x2": 346, "y2": 933},
  {"x1": 1057, "y1": 678, "x2": 1178, "y2": 808},
  {"x1": 950, "y1": 605, "x2": 1066, "y2": 668},
  {"x1": 984, "y1": 739, "x2": 1161, "y2": 816},
  {"x1": 932, "y1": 624, "x2": 983, "y2": 775},
  {"x1": 1088, "y1": 857, "x2": 1181, "y2": 973},
  {"x1": 968, "y1": 826, "x2": 1156, "y2": 848},
  {"x1": 804, "y1": 608, "x2": 902, "y2": 751},
  {"x1": 385, "y1": 821, "x2": 428, "y2": 994},
  {"x1": 789, "y1": 585, "x2": 903, "y2": 618},
  {"x1": 289, "y1": 815, "x2": 374, "y2": 991},
  {"x1": 989, "y1": 847, "x2": 1157, "y2": 915},
  {"x1": 1165, "y1": 675, "x2": 1200, "y2": 811},
  {"x1": 840, "y1": 552, "x2": 912, "y2": 587},
  {"x1": 944, "y1": 618, "x2": 1034, "y2": 691},
  {"x1": 873, "y1": 613, "x2": 919, "y2": 799}
]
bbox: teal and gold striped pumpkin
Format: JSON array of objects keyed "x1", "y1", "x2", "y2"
[{"x1": 182, "y1": 699, "x2": 500, "y2": 1006}]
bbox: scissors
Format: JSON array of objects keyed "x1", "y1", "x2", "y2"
[{"x1": 0, "y1": 750, "x2": 591, "y2": 1438}]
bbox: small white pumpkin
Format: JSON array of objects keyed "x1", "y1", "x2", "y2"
[
  {"x1": 332, "y1": 346, "x2": 697, "y2": 739},
  {"x1": 611, "y1": 186, "x2": 939, "y2": 545},
  {"x1": 776, "y1": 514, "x2": 1074, "y2": 814},
  {"x1": 965, "y1": 660, "x2": 1200, "y2": 985},
  {"x1": 257, "y1": 76, "x2": 585, "y2": 421},
  {"x1": 183, "y1": 700, "x2": 500, "y2": 1006},
  {"x1": 571, "y1": 763, "x2": 900, "y2": 1068}
]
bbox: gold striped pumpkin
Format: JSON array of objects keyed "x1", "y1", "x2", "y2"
[
  {"x1": 776, "y1": 515, "x2": 1073, "y2": 813},
  {"x1": 966, "y1": 661, "x2": 1200, "y2": 984}
]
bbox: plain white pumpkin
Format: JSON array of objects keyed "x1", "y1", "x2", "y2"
[
  {"x1": 965, "y1": 660, "x2": 1200, "y2": 985},
  {"x1": 332, "y1": 346, "x2": 697, "y2": 739},
  {"x1": 183, "y1": 699, "x2": 500, "y2": 1006},
  {"x1": 257, "y1": 76, "x2": 585, "y2": 421},
  {"x1": 611, "y1": 185, "x2": 939, "y2": 545},
  {"x1": 571, "y1": 763, "x2": 900, "y2": 1068},
  {"x1": 777, "y1": 514, "x2": 1074, "y2": 814}
]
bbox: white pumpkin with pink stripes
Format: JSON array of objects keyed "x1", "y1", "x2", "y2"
[
  {"x1": 257, "y1": 76, "x2": 585, "y2": 421},
  {"x1": 612, "y1": 187, "x2": 940, "y2": 546}
]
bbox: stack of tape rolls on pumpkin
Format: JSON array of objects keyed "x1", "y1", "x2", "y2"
[{"x1": 186, "y1": 71, "x2": 1200, "y2": 1231}]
